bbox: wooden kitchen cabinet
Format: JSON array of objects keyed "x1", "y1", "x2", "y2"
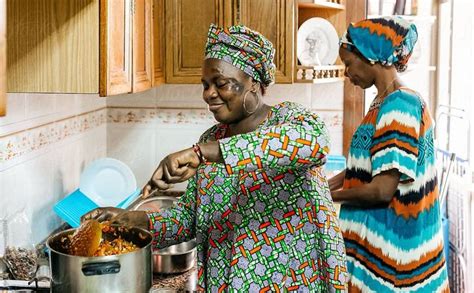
[
  {"x1": 165, "y1": 0, "x2": 230, "y2": 83},
  {"x1": 165, "y1": 0, "x2": 294, "y2": 84},
  {"x1": 7, "y1": 0, "x2": 160, "y2": 96},
  {"x1": 0, "y1": 0, "x2": 6, "y2": 116},
  {"x1": 236, "y1": 0, "x2": 294, "y2": 83}
]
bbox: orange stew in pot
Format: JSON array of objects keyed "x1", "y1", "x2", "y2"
[{"x1": 66, "y1": 222, "x2": 139, "y2": 257}]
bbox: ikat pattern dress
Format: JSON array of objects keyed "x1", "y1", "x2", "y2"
[
  {"x1": 339, "y1": 89, "x2": 450, "y2": 292},
  {"x1": 148, "y1": 102, "x2": 348, "y2": 292}
]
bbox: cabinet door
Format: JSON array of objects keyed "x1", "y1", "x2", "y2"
[
  {"x1": 165, "y1": 0, "x2": 228, "y2": 83},
  {"x1": 132, "y1": 0, "x2": 153, "y2": 92},
  {"x1": 100, "y1": 0, "x2": 133, "y2": 96},
  {"x1": 8, "y1": 0, "x2": 99, "y2": 93},
  {"x1": 236, "y1": 0, "x2": 294, "y2": 83},
  {"x1": 0, "y1": 0, "x2": 5, "y2": 116},
  {"x1": 152, "y1": 0, "x2": 165, "y2": 85}
]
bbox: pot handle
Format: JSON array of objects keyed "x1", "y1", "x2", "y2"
[{"x1": 82, "y1": 260, "x2": 121, "y2": 276}]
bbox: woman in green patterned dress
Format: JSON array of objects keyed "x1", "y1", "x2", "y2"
[{"x1": 83, "y1": 24, "x2": 347, "y2": 292}]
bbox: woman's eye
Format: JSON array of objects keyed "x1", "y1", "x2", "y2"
[{"x1": 217, "y1": 81, "x2": 229, "y2": 88}]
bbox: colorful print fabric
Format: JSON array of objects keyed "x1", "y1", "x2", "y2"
[
  {"x1": 205, "y1": 24, "x2": 276, "y2": 87},
  {"x1": 148, "y1": 102, "x2": 348, "y2": 292},
  {"x1": 339, "y1": 17, "x2": 418, "y2": 72},
  {"x1": 339, "y1": 89, "x2": 450, "y2": 292}
]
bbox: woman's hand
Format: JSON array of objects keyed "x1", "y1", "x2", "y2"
[
  {"x1": 81, "y1": 207, "x2": 149, "y2": 230},
  {"x1": 145, "y1": 147, "x2": 201, "y2": 192},
  {"x1": 108, "y1": 211, "x2": 149, "y2": 230}
]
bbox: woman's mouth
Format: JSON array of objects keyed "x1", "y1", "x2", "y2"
[{"x1": 208, "y1": 103, "x2": 225, "y2": 112}]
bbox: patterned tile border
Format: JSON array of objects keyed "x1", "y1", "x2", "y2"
[
  {"x1": 106, "y1": 107, "x2": 343, "y2": 127},
  {"x1": 317, "y1": 111, "x2": 343, "y2": 128},
  {"x1": 0, "y1": 108, "x2": 107, "y2": 162},
  {"x1": 0, "y1": 107, "x2": 342, "y2": 163},
  {"x1": 107, "y1": 107, "x2": 216, "y2": 125}
]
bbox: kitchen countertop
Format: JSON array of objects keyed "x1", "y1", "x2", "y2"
[{"x1": 151, "y1": 266, "x2": 197, "y2": 292}]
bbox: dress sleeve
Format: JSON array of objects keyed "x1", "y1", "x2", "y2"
[
  {"x1": 219, "y1": 108, "x2": 330, "y2": 174},
  {"x1": 147, "y1": 179, "x2": 197, "y2": 249},
  {"x1": 370, "y1": 91, "x2": 422, "y2": 181}
]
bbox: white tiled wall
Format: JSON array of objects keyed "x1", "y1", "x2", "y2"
[{"x1": 0, "y1": 93, "x2": 106, "y2": 249}]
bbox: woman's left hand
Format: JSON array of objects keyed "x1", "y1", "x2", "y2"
[
  {"x1": 149, "y1": 147, "x2": 201, "y2": 190},
  {"x1": 109, "y1": 211, "x2": 149, "y2": 230}
]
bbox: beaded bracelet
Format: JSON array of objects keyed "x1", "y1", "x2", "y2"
[{"x1": 192, "y1": 143, "x2": 207, "y2": 163}]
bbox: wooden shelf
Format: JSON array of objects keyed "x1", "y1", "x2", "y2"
[
  {"x1": 295, "y1": 65, "x2": 345, "y2": 84},
  {"x1": 298, "y1": 1, "x2": 345, "y2": 10}
]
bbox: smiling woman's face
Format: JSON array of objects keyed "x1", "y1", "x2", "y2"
[
  {"x1": 339, "y1": 47, "x2": 375, "y2": 89},
  {"x1": 201, "y1": 58, "x2": 254, "y2": 124}
]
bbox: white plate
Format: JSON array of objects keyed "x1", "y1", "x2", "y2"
[
  {"x1": 79, "y1": 158, "x2": 137, "y2": 207},
  {"x1": 297, "y1": 17, "x2": 339, "y2": 66}
]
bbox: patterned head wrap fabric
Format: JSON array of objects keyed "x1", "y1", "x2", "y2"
[
  {"x1": 339, "y1": 16, "x2": 418, "y2": 72},
  {"x1": 205, "y1": 24, "x2": 276, "y2": 87}
]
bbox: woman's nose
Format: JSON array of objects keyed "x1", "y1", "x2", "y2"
[{"x1": 204, "y1": 86, "x2": 218, "y2": 100}]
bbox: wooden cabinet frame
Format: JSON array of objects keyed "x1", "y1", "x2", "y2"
[
  {"x1": 0, "y1": 0, "x2": 5, "y2": 116},
  {"x1": 343, "y1": 0, "x2": 366, "y2": 155},
  {"x1": 100, "y1": 0, "x2": 133, "y2": 96}
]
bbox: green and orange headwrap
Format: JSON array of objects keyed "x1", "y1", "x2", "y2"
[{"x1": 205, "y1": 24, "x2": 276, "y2": 87}]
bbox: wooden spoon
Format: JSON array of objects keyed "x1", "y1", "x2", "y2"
[{"x1": 69, "y1": 219, "x2": 103, "y2": 257}]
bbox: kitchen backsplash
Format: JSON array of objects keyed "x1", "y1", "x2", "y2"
[
  {"x1": 0, "y1": 93, "x2": 107, "y2": 251},
  {"x1": 0, "y1": 82, "x2": 343, "y2": 252}
]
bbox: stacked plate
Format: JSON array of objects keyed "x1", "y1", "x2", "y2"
[{"x1": 54, "y1": 158, "x2": 140, "y2": 227}]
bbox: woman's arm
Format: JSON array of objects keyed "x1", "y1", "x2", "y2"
[
  {"x1": 328, "y1": 169, "x2": 346, "y2": 192},
  {"x1": 146, "y1": 179, "x2": 197, "y2": 249},
  {"x1": 217, "y1": 110, "x2": 330, "y2": 174},
  {"x1": 332, "y1": 169, "x2": 400, "y2": 206}
]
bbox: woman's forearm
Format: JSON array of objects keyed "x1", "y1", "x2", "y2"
[
  {"x1": 328, "y1": 169, "x2": 346, "y2": 191},
  {"x1": 332, "y1": 170, "x2": 400, "y2": 206},
  {"x1": 332, "y1": 184, "x2": 388, "y2": 206}
]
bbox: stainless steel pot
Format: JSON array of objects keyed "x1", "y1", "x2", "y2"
[
  {"x1": 133, "y1": 196, "x2": 197, "y2": 274},
  {"x1": 152, "y1": 240, "x2": 196, "y2": 274},
  {"x1": 47, "y1": 226, "x2": 153, "y2": 293}
]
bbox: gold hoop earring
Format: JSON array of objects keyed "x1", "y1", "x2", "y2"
[{"x1": 243, "y1": 90, "x2": 260, "y2": 115}]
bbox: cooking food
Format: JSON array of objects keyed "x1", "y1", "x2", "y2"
[
  {"x1": 93, "y1": 225, "x2": 138, "y2": 256},
  {"x1": 66, "y1": 220, "x2": 138, "y2": 257},
  {"x1": 68, "y1": 219, "x2": 102, "y2": 256}
]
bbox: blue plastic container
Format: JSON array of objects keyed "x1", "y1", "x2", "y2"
[{"x1": 53, "y1": 188, "x2": 141, "y2": 228}]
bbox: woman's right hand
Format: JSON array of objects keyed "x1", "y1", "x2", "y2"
[{"x1": 143, "y1": 147, "x2": 201, "y2": 196}]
